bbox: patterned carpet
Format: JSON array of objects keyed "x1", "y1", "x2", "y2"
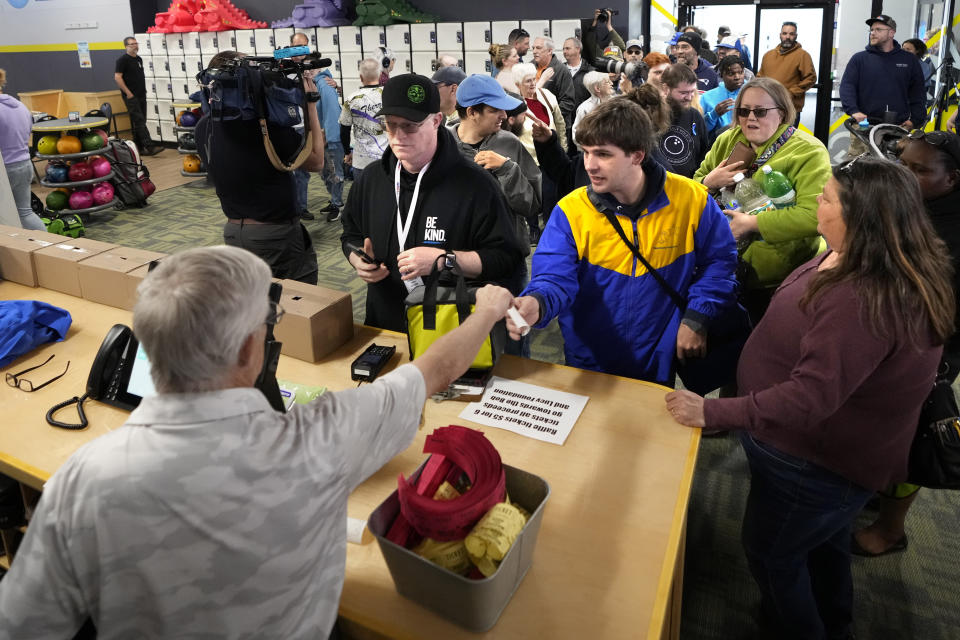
[{"x1": 78, "y1": 179, "x2": 960, "y2": 640}]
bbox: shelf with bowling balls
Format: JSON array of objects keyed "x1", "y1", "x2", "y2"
[
  {"x1": 174, "y1": 114, "x2": 206, "y2": 178},
  {"x1": 35, "y1": 129, "x2": 119, "y2": 216}
]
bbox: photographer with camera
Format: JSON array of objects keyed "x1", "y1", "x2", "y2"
[
  {"x1": 584, "y1": 9, "x2": 627, "y2": 62},
  {"x1": 195, "y1": 50, "x2": 326, "y2": 285}
]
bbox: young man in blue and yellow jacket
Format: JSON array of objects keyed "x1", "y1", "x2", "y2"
[{"x1": 508, "y1": 99, "x2": 738, "y2": 386}]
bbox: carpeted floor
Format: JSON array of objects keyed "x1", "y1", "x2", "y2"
[{"x1": 75, "y1": 179, "x2": 960, "y2": 640}]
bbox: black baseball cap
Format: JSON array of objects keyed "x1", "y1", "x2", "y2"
[
  {"x1": 866, "y1": 14, "x2": 897, "y2": 31},
  {"x1": 376, "y1": 73, "x2": 441, "y2": 122}
]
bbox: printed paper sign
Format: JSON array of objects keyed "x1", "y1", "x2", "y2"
[
  {"x1": 77, "y1": 41, "x2": 91, "y2": 68},
  {"x1": 459, "y1": 376, "x2": 588, "y2": 445}
]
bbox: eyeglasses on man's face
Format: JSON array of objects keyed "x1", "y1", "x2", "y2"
[
  {"x1": 383, "y1": 118, "x2": 432, "y2": 135},
  {"x1": 5, "y1": 354, "x2": 70, "y2": 392},
  {"x1": 266, "y1": 301, "x2": 285, "y2": 326}
]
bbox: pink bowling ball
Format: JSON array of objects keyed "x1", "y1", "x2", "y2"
[
  {"x1": 69, "y1": 190, "x2": 94, "y2": 210},
  {"x1": 89, "y1": 156, "x2": 111, "y2": 178},
  {"x1": 91, "y1": 182, "x2": 115, "y2": 205}
]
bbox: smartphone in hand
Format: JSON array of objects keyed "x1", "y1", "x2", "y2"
[{"x1": 346, "y1": 243, "x2": 382, "y2": 266}]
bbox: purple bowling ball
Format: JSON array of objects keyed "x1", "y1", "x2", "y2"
[
  {"x1": 69, "y1": 190, "x2": 94, "y2": 210},
  {"x1": 179, "y1": 112, "x2": 198, "y2": 127},
  {"x1": 91, "y1": 182, "x2": 115, "y2": 205}
]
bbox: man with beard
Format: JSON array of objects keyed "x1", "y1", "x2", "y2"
[
  {"x1": 509, "y1": 28, "x2": 531, "y2": 61},
  {"x1": 674, "y1": 31, "x2": 718, "y2": 91},
  {"x1": 449, "y1": 75, "x2": 541, "y2": 248},
  {"x1": 657, "y1": 64, "x2": 708, "y2": 177},
  {"x1": 758, "y1": 21, "x2": 816, "y2": 126},
  {"x1": 701, "y1": 55, "x2": 746, "y2": 140}
]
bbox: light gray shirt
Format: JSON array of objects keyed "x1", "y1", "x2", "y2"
[{"x1": 0, "y1": 364, "x2": 425, "y2": 639}]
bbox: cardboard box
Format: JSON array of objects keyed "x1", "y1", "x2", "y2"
[
  {"x1": 77, "y1": 247, "x2": 166, "y2": 310},
  {"x1": 125, "y1": 257, "x2": 167, "y2": 310},
  {"x1": 34, "y1": 238, "x2": 118, "y2": 297},
  {"x1": 273, "y1": 279, "x2": 353, "y2": 362},
  {"x1": 369, "y1": 464, "x2": 551, "y2": 632},
  {"x1": 0, "y1": 226, "x2": 70, "y2": 286}
]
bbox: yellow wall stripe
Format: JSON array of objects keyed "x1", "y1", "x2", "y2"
[
  {"x1": 0, "y1": 41, "x2": 123, "y2": 53},
  {"x1": 652, "y1": 0, "x2": 678, "y2": 27},
  {"x1": 924, "y1": 13, "x2": 960, "y2": 48}
]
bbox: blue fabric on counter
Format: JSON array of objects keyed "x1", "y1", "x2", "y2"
[{"x1": 0, "y1": 301, "x2": 72, "y2": 368}]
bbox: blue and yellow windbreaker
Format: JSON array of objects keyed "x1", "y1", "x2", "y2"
[{"x1": 524, "y1": 161, "x2": 738, "y2": 385}]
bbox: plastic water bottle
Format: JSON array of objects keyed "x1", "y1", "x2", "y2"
[
  {"x1": 732, "y1": 173, "x2": 772, "y2": 214},
  {"x1": 758, "y1": 165, "x2": 796, "y2": 208}
]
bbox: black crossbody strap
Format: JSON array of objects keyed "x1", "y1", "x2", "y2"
[{"x1": 600, "y1": 208, "x2": 688, "y2": 310}]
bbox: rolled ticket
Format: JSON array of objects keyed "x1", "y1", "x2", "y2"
[{"x1": 507, "y1": 307, "x2": 530, "y2": 337}]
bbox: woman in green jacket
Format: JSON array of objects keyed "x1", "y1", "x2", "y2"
[{"x1": 693, "y1": 77, "x2": 831, "y2": 321}]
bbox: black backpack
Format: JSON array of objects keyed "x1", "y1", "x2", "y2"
[{"x1": 103, "y1": 139, "x2": 156, "y2": 208}]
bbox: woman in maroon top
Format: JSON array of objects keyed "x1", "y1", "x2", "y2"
[{"x1": 665, "y1": 157, "x2": 955, "y2": 640}]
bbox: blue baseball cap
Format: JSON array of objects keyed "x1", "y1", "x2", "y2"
[{"x1": 455, "y1": 74, "x2": 522, "y2": 112}]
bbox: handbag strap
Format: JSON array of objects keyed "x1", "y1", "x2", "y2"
[
  {"x1": 421, "y1": 258, "x2": 471, "y2": 330},
  {"x1": 600, "y1": 208, "x2": 687, "y2": 311},
  {"x1": 750, "y1": 126, "x2": 795, "y2": 173}
]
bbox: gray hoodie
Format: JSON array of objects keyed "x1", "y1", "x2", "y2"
[{"x1": 0, "y1": 94, "x2": 33, "y2": 165}]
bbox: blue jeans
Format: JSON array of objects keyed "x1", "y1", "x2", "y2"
[
  {"x1": 5, "y1": 160, "x2": 45, "y2": 231},
  {"x1": 322, "y1": 142, "x2": 345, "y2": 208},
  {"x1": 293, "y1": 168, "x2": 310, "y2": 214},
  {"x1": 739, "y1": 432, "x2": 873, "y2": 640}
]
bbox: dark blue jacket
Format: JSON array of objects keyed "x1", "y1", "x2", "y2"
[{"x1": 839, "y1": 42, "x2": 926, "y2": 126}]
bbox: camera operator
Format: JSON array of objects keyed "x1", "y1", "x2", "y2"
[
  {"x1": 195, "y1": 51, "x2": 326, "y2": 285},
  {"x1": 584, "y1": 9, "x2": 626, "y2": 62}
]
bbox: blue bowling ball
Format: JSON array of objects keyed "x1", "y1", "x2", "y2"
[
  {"x1": 179, "y1": 112, "x2": 198, "y2": 127},
  {"x1": 46, "y1": 164, "x2": 69, "y2": 183}
]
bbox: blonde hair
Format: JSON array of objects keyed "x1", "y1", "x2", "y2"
[
  {"x1": 488, "y1": 44, "x2": 514, "y2": 70},
  {"x1": 0, "y1": 68, "x2": 6, "y2": 90},
  {"x1": 733, "y1": 77, "x2": 796, "y2": 129}
]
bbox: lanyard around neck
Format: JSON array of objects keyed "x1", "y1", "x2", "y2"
[{"x1": 395, "y1": 159, "x2": 431, "y2": 251}]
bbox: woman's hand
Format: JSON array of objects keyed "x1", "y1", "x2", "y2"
[
  {"x1": 537, "y1": 67, "x2": 554, "y2": 90},
  {"x1": 664, "y1": 390, "x2": 706, "y2": 428},
  {"x1": 724, "y1": 210, "x2": 760, "y2": 240},
  {"x1": 703, "y1": 159, "x2": 745, "y2": 191}
]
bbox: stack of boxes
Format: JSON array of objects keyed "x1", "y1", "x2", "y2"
[{"x1": 138, "y1": 18, "x2": 583, "y2": 143}]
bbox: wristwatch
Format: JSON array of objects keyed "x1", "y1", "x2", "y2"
[
  {"x1": 305, "y1": 91, "x2": 321, "y2": 103},
  {"x1": 444, "y1": 251, "x2": 457, "y2": 269}
]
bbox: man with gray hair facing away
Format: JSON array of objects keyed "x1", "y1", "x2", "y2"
[
  {"x1": 340, "y1": 58, "x2": 389, "y2": 183},
  {"x1": 0, "y1": 245, "x2": 515, "y2": 639}
]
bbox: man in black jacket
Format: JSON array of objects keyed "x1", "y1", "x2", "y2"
[
  {"x1": 531, "y1": 36, "x2": 577, "y2": 134},
  {"x1": 340, "y1": 74, "x2": 525, "y2": 332}
]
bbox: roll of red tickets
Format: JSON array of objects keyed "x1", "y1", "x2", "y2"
[{"x1": 397, "y1": 425, "x2": 506, "y2": 541}]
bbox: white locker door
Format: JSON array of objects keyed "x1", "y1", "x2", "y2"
[
  {"x1": 254, "y1": 28, "x2": 275, "y2": 55},
  {"x1": 157, "y1": 99, "x2": 174, "y2": 122},
  {"x1": 219, "y1": 30, "x2": 237, "y2": 51},
  {"x1": 274, "y1": 27, "x2": 295, "y2": 49},
  {"x1": 550, "y1": 19, "x2": 582, "y2": 42},
  {"x1": 338, "y1": 26, "x2": 362, "y2": 53},
  {"x1": 142, "y1": 55, "x2": 155, "y2": 78},
  {"x1": 521, "y1": 20, "x2": 551, "y2": 38},
  {"x1": 385, "y1": 24, "x2": 411, "y2": 50},
  {"x1": 199, "y1": 32, "x2": 219, "y2": 54},
  {"x1": 135, "y1": 33, "x2": 150, "y2": 55},
  {"x1": 148, "y1": 33, "x2": 166, "y2": 56},
  {"x1": 436, "y1": 23, "x2": 462, "y2": 51},
  {"x1": 491, "y1": 21, "x2": 519, "y2": 45},
  {"x1": 315, "y1": 27, "x2": 338, "y2": 54},
  {"x1": 158, "y1": 81, "x2": 174, "y2": 101},
  {"x1": 146, "y1": 99, "x2": 159, "y2": 120},
  {"x1": 340, "y1": 52, "x2": 362, "y2": 79},
  {"x1": 464, "y1": 52, "x2": 492, "y2": 76},
  {"x1": 410, "y1": 52, "x2": 435, "y2": 76},
  {"x1": 237, "y1": 29, "x2": 257, "y2": 53},
  {"x1": 156, "y1": 56, "x2": 171, "y2": 77},
  {"x1": 182, "y1": 32, "x2": 201, "y2": 55},
  {"x1": 361, "y1": 26, "x2": 386, "y2": 50},
  {"x1": 341, "y1": 78, "x2": 361, "y2": 104},
  {"x1": 437, "y1": 51, "x2": 464, "y2": 70},
  {"x1": 172, "y1": 80, "x2": 190, "y2": 102},
  {"x1": 160, "y1": 120, "x2": 175, "y2": 143},
  {"x1": 410, "y1": 23, "x2": 437, "y2": 52},
  {"x1": 168, "y1": 55, "x2": 187, "y2": 79},
  {"x1": 184, "y1": 55, "x2": 203, "y2": 78},
  {"x1": 463, "y1": 22, "x2": 491, "y2": 52},
  {"x1": 164, "y1": 33, "x2": 184, "y2": 55},
  {"x1": 394, "y1": 52, "x2": 412, "y2": 74},
  {"x1": 148, "y1": 119, "x2": 161, "y2": 143}
]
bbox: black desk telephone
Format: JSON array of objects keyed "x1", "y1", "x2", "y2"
[{"x1": 46, "y1": 282, "x2": 286, "y2": 429}]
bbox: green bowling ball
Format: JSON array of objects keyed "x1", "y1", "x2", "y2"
[{"x1": 45, "y1": 190, "x2": 70, "y2": 211}]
